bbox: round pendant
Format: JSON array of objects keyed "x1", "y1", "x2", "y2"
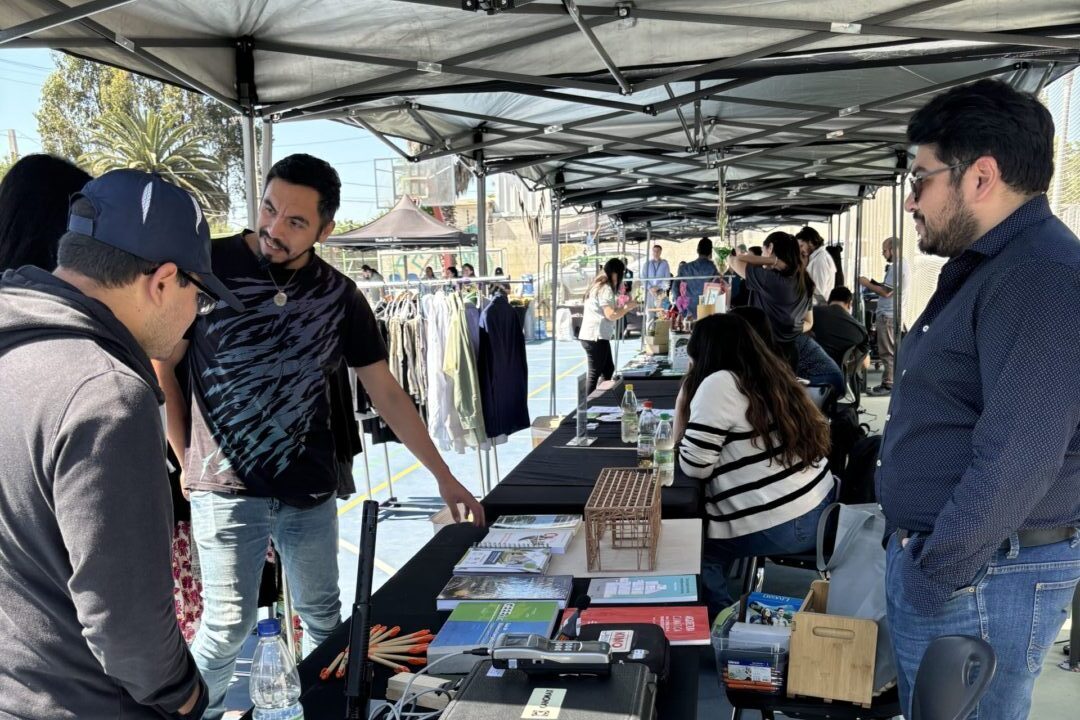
[{"x1": 273, "y1": 291, "x2": 288, "y2": 307}]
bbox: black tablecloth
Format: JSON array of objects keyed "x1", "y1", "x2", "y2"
[
  {"x1": 483, "y1": 378, "x2": 701, "y2": 519},
  {"x1": 281, "y1": 523, "x2": 700, "y2": 719}
]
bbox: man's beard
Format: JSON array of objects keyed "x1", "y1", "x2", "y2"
[{"x1": 915, "y1": 190, "x2": 979, "y2": 258}]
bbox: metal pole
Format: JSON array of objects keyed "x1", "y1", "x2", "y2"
[
  {"x1": 358, "y1": 422, "x2": 373, "y2": 498},
  {"x1": 259, "y1": 118, "x2": 273, "y2": 186},
  {"x1": 240, "y1": 114, "x2": 258, "y2": 229},
  {"x1": 854, "y1": 202, "x2": 864, "y2": 328},
  {"x1": 476, "y1": 447, "x2": 488, "y2": 497},
  {"x1": 492, "y1": 444, "x2": 501, "y2": 485},
  {"x1": 382, "y1": 442, "x2": 395, "y2": 504},
  {"x1": 894, "y1": 175, "x2": 905, "y2": 356},
  {"x1": 549, "y1": 195, "x2": 561, "y2": 417},
  {"x1": 476, "y1": 169, "x2": 488, "y2": 276},
  {"x1": 613, "y1": 222, "x2": 626, "y2": 373}
]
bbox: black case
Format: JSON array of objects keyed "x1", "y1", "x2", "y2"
[
  {"x1": 577, "y1": 623, "x2": 671, "y2": 682},
  {"x1": 441, "y1": 660, "x2": 656, "y2": 720}
]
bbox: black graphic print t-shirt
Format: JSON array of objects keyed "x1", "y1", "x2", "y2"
[{"x1": 184, "y1": 233, "x2": 387, "y2": 507}]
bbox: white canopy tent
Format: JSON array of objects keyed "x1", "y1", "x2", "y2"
[{"x1": 4, "y1": 0, "x2": 1080, "y2": 411}]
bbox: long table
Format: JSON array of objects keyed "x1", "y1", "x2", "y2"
[
  {"x1": 482, "y1": 378, "x2": 702, "y2": 520},
  {"x1": 282, "y1": 523, "x2": 701, "y2": 719}
]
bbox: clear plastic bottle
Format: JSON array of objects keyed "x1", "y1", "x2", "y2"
[
  {"x1": 620, "y1": 384, "x2": 639, "y2": 443},
  {"x1": 654, "y1": 413, "x2": 675, "y2": 486},
  {"x1": 250, "y1": 619, "x2": 305, "y2": 720},
  {"x1": 637, "y1": 401, "x2": 657, "y2": 466}
]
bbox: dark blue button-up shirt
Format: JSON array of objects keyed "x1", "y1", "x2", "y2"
[{"x1": 877, "y1": 194, "x2": 1080, "y2": 615}]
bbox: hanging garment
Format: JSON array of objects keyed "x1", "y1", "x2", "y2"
[
  {"x1": 425, "y1": 293, "x2": 467, "y2": 452},
  {"x1": 443, "y1": 292, "x2": 488, "y2": 449},
  {"x1": 478, "y1": 293, "x2": 531, "y2": 438}
]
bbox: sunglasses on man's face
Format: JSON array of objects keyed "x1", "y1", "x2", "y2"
[{"x1": 907, "y1": 161, "x2": 971, "y2": 202}]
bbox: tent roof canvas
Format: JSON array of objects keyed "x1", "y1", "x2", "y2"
[{"x1": 325, "y1": 193, "x2": 475, "y2": 248}]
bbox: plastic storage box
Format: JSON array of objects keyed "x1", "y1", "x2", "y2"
[{"x1": 713, "y1": 616, "x2": 789, "y2": 695}]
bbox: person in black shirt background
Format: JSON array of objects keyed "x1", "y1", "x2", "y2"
[{"x1": 811, "y1": 286, "x2": 869, "y2": 369}]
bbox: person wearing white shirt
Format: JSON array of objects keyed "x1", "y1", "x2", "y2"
[
  {"x1": 796, "y1": 227, "x2": 836, "y2": 305},
  {"x1": 579, "y1": 258, "x2": 638, "y2": 393},
  {"x1": 642, "y1": 244, "x2": 671, "y2": 332}
]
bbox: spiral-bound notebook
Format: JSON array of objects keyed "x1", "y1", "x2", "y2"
[
  {"x1": 477, "y1": 528, "x2": 576, "y2": 554},
  {"x1": 453, "y1": 547, "x2": 552, "y2": 574}
]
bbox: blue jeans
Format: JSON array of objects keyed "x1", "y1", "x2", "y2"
[
  {"x1": 190, "y1": 492, "x2": 342, "y2": 719},
  {"x1": 702, "y1": 492, "x2": 833, "y2": 617},
  {"x1": 886, "y1": 531, "x2": 1080, "y2": 719}
]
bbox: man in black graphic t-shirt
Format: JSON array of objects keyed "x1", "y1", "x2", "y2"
[{"x1": 153, "y1": 154, "x2": 485, "y2": 719}]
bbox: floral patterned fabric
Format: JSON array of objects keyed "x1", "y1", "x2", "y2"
[{"x1": 172, "y1": 521, "x2": 202, "y2": 643}]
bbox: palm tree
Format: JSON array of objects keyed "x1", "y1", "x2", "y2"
[{"x1": 80, "y1": 108, "x2": 227, "y2": 219}]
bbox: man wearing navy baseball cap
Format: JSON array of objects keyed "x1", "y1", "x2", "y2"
[{"x1": 0, "y1": 169, "x2": 229, "y2": 719}]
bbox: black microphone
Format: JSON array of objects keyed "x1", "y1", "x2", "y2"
[{"x1": 557, "y1": 595, "x2": 591, "y2": 640}]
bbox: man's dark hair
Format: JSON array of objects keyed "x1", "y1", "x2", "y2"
[
  {"x1": 652, "y1": 244, "x2": 662, "y2": 252},
  {"x1": 748, "y1": 246, "x2": 763, "y2": 256},
  {"x1": 795, "y1": 227, "x2": 825, "y2": 249},
  {"x1": 907, "y1": 79, "x2": 1054, "y2": 194},
  {"x1": 696, "y1": 237, "x2": 712, "y2": 257},
  {"x1": 446, "y1": 266, "x2": 459, "y2": 278},
  {"x1": 361, "y1": 264, "x2": 372, "y2": 272},
  {"x1": 829, "y1": 286, "x2": 854, "y2": 304},
  {"x1": 265, "y1": 153, "x2": 341, "y2": 226},
  {"x1": 56, "y1": 196, "x2": 186, "y2": 289},
  {"x1": 0, "y1": 154, "x2": 91, "y2": 272}
]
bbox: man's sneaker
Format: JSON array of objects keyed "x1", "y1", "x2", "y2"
[{"x1": 868, "y1": 384, "x2": 893, "y2": 396}]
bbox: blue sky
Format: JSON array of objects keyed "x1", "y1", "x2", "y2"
[{"x1": 0, "y1": 48, "x2": 394, "y2": 226}]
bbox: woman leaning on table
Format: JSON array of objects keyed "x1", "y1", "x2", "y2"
[
  {"x1": 578, "y1": 258, "x2": 638, "y2": 394},
  {"x1": 674, "y1": 313, "x2": 836, "y2": 617}
]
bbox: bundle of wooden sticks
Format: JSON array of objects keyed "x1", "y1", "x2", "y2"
[{"x1": 320, "y1": 625, "x2": 437, "y2": 679}]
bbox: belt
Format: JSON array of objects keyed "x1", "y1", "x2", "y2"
[{"x1": 897, "y1": 526, "x2": 1076, "y2": 550}]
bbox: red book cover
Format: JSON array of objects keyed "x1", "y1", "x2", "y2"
[{"x1": 561, "y1": 605, "x2": 710, "y2": 646}]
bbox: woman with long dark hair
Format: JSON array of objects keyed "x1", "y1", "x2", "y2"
[
  {"x1": 677, "y1": 314, "x2": 835, "y2": 616},
  {"x1": 727, "y1": 231, "x2": 814, "y2": 370},
  {"x1": 578, "y1": 258, "x2": 638, "y2": 393},
  {"x1": 0, "y1": 154, "x2": 91, "y2": 271}
]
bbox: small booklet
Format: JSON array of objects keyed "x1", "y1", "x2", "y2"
[
  {"x1": 490, "y1": 514, "x2": 583, "y2": 533},
  {"x1": 436, "y1": 574, "x2": 574, "y2": 610},
  {"x1": 562, "y1": 605, "x2": 711, "y2": 646},
  {"x1": 746, "y1": 592, "x2": 802, "y2": 627},
  {"x1": 453, "y1": 547, "x2": 551, "y2": 574},
  {"x1": 587, "y1": 575, "x2": 697, "y2": 604},
  {"x1": 478, "y1": 528, "x2": 576, "y2": 554}
]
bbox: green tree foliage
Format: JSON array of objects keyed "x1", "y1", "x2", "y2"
[
  {"x1": 36, "y1": 54, "x2": 242, "y2": 215},
  {"x1": 80, "y1": 108, "x2": 227, "y2": 219}
]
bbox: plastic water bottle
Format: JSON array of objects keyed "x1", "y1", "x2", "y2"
[
  {"x1": 637, "y1": 401, "x2": 658, "y2": 466},
  {"x1": 654, "y1": 414, "x2": 675, "y2": 486},
  {"x1": 620, "y1": 384, "x2": 639, "y2": 443},
  {"x1": 250, "y1": 619, "x2": 304, "y2": 720}
]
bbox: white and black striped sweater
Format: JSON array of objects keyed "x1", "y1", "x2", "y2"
[{"x1": 679, "y1": 370, "x2": 833, "y2": 540}]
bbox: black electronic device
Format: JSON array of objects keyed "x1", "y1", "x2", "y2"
[
  {"x1": 491, "y1": 633, "x2": 611, "y2": 676},
  {"x1": 577, "y1": 623, "x2": 671, "y2": 682},
  {"x1": 440, "y1": 660, "x2": 656, "y2": 720}
]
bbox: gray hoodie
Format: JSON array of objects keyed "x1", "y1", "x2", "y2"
[{"x1": 0, "y1": 267, "x2": 206, "y2": 719}]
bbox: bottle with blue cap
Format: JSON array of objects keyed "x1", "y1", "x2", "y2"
[{"x1": 250, "y1": 618, "x2": 304, "y2": 720}]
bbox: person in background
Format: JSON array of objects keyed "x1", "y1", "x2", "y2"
[
  {"x1": 443, "y1": 265, "x2": 459, "y2": 279},
  {"x1": 578, "y1": 258, "x2": 637, "y2": 393},
  {"x1": 796, "y1": 226, "x2": 837, "y2": 305},
  {"x1": 642, "y1": 244, "x2": 671, "y2": 332},
  {"x1": 676, "y1": 314, "x2": 834, "y2": 617},
  {"x1": 0, "y1": 171, "x2": 240, "y2": 719},
  {"x1": 461, "y1": 262, "x2": 475, "y2": 278},
  {"x1": 825, "y1": 244, "x2": 845, "y2": 289},
  {"x1": 879, "y1": 78, "x2": 1080, "y2": 720},
  {"x1": 153, "y1": 154, "x2": 484, "y2": 718},
  {"x1": 0, "y1": 154, "x2": 91, "y2": 271},
  {"x1": 859, "y1": 236, "x2": 909, "y2": 395},
  {"x1": 811, "y1": 286, "x2": 870, "y2": 369},
  {"x1": 726, "y1": 232, "x2": 814, "y2": 370},
  {"x1": 491, "y1": 266, "x2": 511, "y2": 294},
  {"x1": 747, "y1": 246, "x2": 763, "y2": 256},
  {"x1": 732, "y1": 305, "x2": 844, "y2": 396},
  {"x1": 359, "y1": 263, "x2": 384, "y2": 305},
  {"x1": 423, "y1": 265, "x2": 436, "y2": 280},
  {"x1": 676, "y1": 237, "x2": 721, "y2": 314}
]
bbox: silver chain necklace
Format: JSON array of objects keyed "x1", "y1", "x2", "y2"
[{"x1": 268, "y1": 265, "x2": 301, "y2": 307}]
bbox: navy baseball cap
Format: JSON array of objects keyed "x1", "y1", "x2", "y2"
[{"x1": 67, "y1": 169, "x2": 244, "y2": 312}]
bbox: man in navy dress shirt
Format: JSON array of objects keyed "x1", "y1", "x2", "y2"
[{"x1": 879, "y1": 79, "x2": 1080, "y2": 719}]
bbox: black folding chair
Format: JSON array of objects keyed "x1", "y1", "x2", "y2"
[{"x1": 911, "y1": 635, "x2": 997, "y2": 720}]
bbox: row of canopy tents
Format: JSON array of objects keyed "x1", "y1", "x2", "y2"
[{"x1": 4, "y1": 0, "x2": 1080, "y2": 410}]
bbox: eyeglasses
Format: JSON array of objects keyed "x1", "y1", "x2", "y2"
[
  {"x1": 178, "y1": 271, "x2": 218, "y2": 316},
  {"x1": 907, "y1": 162, "x2": 971, "y2": 201}
]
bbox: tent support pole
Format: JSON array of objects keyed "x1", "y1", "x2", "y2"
[
  {"x1": 613, "y1": 222, "x2": 626, "y2": 374},
  {"x1": 476, "y1": 151, "x2": 488, "y2": 276},
  {"x1": 259, "y1": 118, "x2": 273, "y2": 188},
  {"x1": 549, "y1": 194, "x2": 561, "y2": 417},
  {"x1": 241, "y1": 114, "x2": 258, "y2": 230},
  {"x1": 854, "y1": 203, "x2": 864, "y2": 328},
  {"x1": 382, "y1": 443, "x2": 395, "y2": 504},
  {"x1": 894, "y1": 175, "x2": 906, "y2": 364},
  {"x1": 359, "y1": 423, "x2": 373, "y2": 499},
  {"x1": 0, "y1": 0, "x2": 136, "y2": 46}
]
